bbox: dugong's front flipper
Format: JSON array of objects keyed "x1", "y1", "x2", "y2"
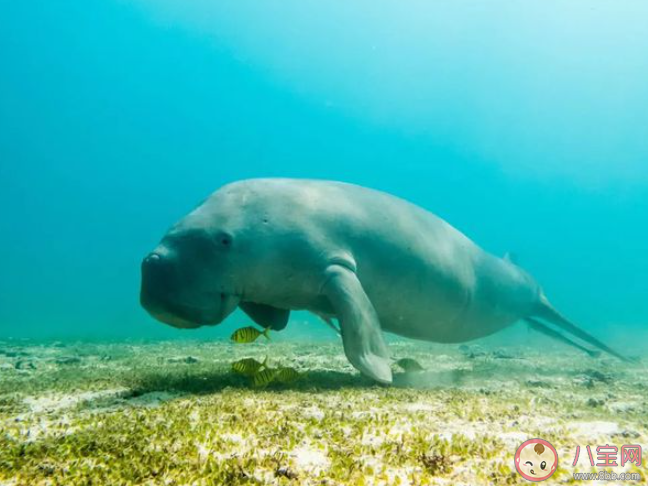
[
  {"x1": 322, "y1": 265, "x2": 392, "y2": 384},
  {"x1": 239, "y1": 302, "x2": 290, "y2": 331}
]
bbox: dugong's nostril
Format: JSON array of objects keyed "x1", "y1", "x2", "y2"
[{"x1": 144, "y1": 253, "x2": 161, "y2": 265}]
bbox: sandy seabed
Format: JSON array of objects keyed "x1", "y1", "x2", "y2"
[{"x1": 0, "y1": 335, "x2": 646, "y2": 485}]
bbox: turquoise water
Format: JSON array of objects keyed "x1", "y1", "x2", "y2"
[{"x1": 1, "y1": 0, "x2": 647, "y2": 352}]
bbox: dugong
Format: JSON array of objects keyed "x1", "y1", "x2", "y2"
[{"x1": 140, "y1": 179, "x2": 628, "y2": 384}]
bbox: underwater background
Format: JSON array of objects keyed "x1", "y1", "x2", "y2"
[{"x1": 1, "y1": 0, "x2": 647, "y2": 351}]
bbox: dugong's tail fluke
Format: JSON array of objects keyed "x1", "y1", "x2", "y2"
[
  {"x1": 525, "y1": 317, "x2": 600, "y2": 358},
  {"x1": 535, "y1": 295, "x2": 634, "y2": 363}
]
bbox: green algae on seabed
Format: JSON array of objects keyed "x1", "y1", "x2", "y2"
[{"x1": 0, "y1": 339, "x2": 646, "y2": 485}]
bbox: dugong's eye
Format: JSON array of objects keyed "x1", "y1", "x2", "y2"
[{"x1": 214, "y1": 232, "x2": 233, "y2": 249}]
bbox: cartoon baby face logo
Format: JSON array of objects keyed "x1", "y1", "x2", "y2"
[{"x1": 515, "y1": 438, "x2": 558, "y2": 482}]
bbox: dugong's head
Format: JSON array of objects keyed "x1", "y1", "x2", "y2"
[{"x1": 140, "y1": 188, "x2": 252, "y2": 329}]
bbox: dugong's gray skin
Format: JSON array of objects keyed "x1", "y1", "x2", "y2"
[{"x1": 140, "y1": 179, "x2": 629, "y2": 384}]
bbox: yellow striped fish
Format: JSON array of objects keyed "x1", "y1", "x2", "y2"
[
  {"x1": 252, "y1": 368, "x2": 277, "y2": 387},
  {"x1": 230, "y1": 326, "x2": 270, "y2": 344},
  {"x1": 394, "y1": 358, "x2": 425, "y2": 372},
  {"x1": 275, "y1": 367, "x2": 301, "y2": 384},
  {"x1": 231, "y1": 358, "x2": 265, "y2": 376}
]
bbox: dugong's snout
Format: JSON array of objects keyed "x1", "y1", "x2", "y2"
[{"x1": 140, "y1": 251, "x2": 238, "y2": 329}]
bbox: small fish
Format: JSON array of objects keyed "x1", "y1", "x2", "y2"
[
  {"x1": 232, "y1": 358, "x2": 265, "y2": 376},
  {"x1": 230, "y1": 326, "x2": 270, "y2": 344},
  {"x1": 252, "y1": 368, "x2": 277, "y2": 387},
  {"x1": 394, "y1": 358, "x2": 425, "y2": 372},
  {"x1": 275, "y1": 367, "x2": 301, "y2": 383}
]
